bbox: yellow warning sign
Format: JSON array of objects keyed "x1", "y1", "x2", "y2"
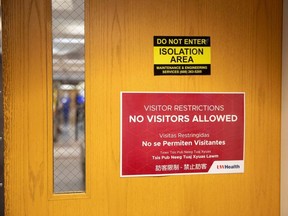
[{"x1": 154, "y1": 36, "x2": 211, "y2": 75}]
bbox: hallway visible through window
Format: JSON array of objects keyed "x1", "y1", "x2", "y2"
[{"x1": 52, "y1": 0, "x2": 85, "y2": 193}]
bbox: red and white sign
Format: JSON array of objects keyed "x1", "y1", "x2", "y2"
[{"x1": 120, "y1": 92, "x2": 245, "y2": 177}]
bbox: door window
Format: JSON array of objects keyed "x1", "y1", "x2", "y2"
[{"x1": 52, "y1": 0, "x2": 85, "y2": 193}]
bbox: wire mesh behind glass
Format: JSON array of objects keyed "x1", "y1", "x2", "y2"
[{"x1": 52, "y1": 0, "x2": 85, "y2": 193}]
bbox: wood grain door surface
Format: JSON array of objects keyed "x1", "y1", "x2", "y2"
[{"x1": 3, "y1": 0, "x2": 282, "y2": 215}]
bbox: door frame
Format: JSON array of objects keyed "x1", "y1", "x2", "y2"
[{"x1": 281, "y1": 0, "x2": 288, "y2": 215}]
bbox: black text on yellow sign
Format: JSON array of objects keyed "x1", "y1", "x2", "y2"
[{"x1": 154, "y1": 36, "x2": 211, "y2": 76}]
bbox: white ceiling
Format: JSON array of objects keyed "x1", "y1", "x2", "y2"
[{"x1": 52, "y1": 0, "x2": 85, "y2": 83}]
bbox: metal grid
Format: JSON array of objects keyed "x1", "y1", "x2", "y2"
[{"x1": 52, "y1": 0, "x2": 85, "y2": 193}]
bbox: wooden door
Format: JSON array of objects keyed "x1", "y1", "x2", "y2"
[{"x1": 3, "y1": 0, "x2": 282, "y2": 215}]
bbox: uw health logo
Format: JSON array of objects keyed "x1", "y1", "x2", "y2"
[
  {"x1": 208, "y1": 161, "x2": 244, "y2": 174},
  {"x1": 216, "y1": 164, "x2": 241, "y2": 169}
]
